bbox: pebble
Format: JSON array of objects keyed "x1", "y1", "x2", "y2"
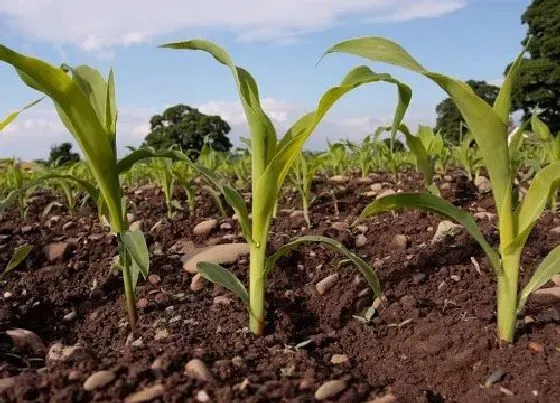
[
  {"x1": 43, "y1": 241, "x2": 71, "y2": 262},
  {"x1": 314, "y1": 379, "x2": 346, "y2": 400},
  {"x1": 289, "y1": 210, "x2": 305, "y2": 219},
  {"x1": 377, "y1": 189, "x2": 396, "y2": 199},
  {"x1": 391, "y1": 234, "x2": 408, "y2": 250},
  {"x1": 530, "y1": 287, "x2": 560, "y2": 305},
  {"x1": 356, "y1": 234, "x2": 368, "y2": 248},
  {"x1": 528, "y1": 342, "x2": 545, "y2": 354},
  {"x1": 0, "y1": 377, "x2": 16, "y2": 393},
  {"x1": 184, "y1": 359, "x2": 214, "y2": 382},
  {"x1": 370, "y1": 183, "x2": 383, "y2": 193},
  {"x1": 124, "y1": 384, "x2": 165, "y2": 403},
  {"x1": 47, "y1": 343, "x2": 83, "y2": 362},
  {"x1": 220, "y1": 222, "x2": 232, "y2": 230},
  {"x1": 183, "y1": 243, "x2": 249, "y2": 273},
  {"x1": 190, "y1": 274, "x2": 206, "y2": 291},
  {"x1": 138, "y1": 298, "x2": 149, "y2": 308},
  {"x1": 62, "y1": 221, "x2": 76, "y2": 231},
  {"x1": 473, "y1": 211, "x2": 496, "y2": 221},
  {"x1": 197, "y1": 390, "x2": 210, "y2": 402},
  {"x1": 148, "y1": 274, "x2": 161, "y2": 285},
  {"x1": 399, "y1": 294, "x2": 416, "y2": 308},
  {"x1": 193, "y1": 219, "x2": 219, "y2": 236},
  {"x1": 83, "y1": 370, "x2": 116, "y2": 391},
  {"x1": 129, "y1": 220, "x2": 144, "y2": 231},
  {"x1": 474, "y1": 175, "x2": 492, "y2": 193},
  {"x1": 316, "y1": 274, "x2": 339, "y2": 295},
  {"x1": 330, "y1": 354, "x2": 348, "y2": 364},
  {"x1": 68, "y1": 370, "x2": 82, "y2": 381},
  {"x1": 450, "y1": 275, "x2": 461, "y2": 282},
  {"x1": 63, "y1": 310, "x2": 77, "y2": 322},
  {"x1": 151, "y1": 220, "x2": 164, "y2": 232},
  {"x1": 368, "y1": 394, "x2": 397, "y2": 403},
  {"x1": 329, "y1": 175, "x2": 349, "y2": 184},
  {"x1": 154, "y1": 329, "x2": 169, "y2": 341},
  {"x1": 6, "y1": 328, "x2": 45, "y2": 354},
  {"x1": 432, "y1": 221, "x2": 462, "y2": 243},
  {"x1": 356, "y1": 225, "x2": 369, "y2": 234},
  {"x1": 331, "y1": 221, "x2": 349, "y2": 231}
]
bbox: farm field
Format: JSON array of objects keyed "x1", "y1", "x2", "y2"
[{"x1": 2, "y1": 168, "x2": 560, "y2": 402}]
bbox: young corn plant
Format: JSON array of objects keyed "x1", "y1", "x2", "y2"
[
  {"x1": 345, "y1": 135, "x2": 378, "y2": 178},
  {"x1": 288, "y1": 151, "x2": 327, "y2": 228},
  {"x1": 159, "y1": 39, "x2": 415, "y2": 335},
  {"x1": 453, "y1": 132, "x2": 482, "y2": 181},
  {"x1": 326, "y1": 35, "x2": 560, "y2": 342},
  {"x1": 149, "y1": 157, "x2": 177, "y2": 218},
  {"x1": 0, "y1": 46, "x2": 149, "y2": 332},
  {"x1": 325, "y1": 141, "x2": 349, "y2": 176}
]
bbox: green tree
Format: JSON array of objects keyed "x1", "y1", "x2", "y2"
[
  {"x1": 143, "y1": 104, "x2": 232, "y2": 159},
  {"x1": 48, "y1": 142, "x2": 80, "y2": 165},
  {"x1": 435, "y1": 80, "x2": 499, "y2": 144},
  {"x1": 509, "y1": 0, "x2": 560, "y2": 133}
]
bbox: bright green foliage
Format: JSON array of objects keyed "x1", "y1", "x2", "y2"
[
  {"x1": 289, "y1": 152, "x2": 327, "y2": 228},
  {"x1": 344, "y1": 136, "x2": 380, "y2": 178},
  {"x1": 0, "y1": 45, "x2": 150, "y2": 331},
  {"x1": 150, "y1": 157, "x2": 176, "y2": 218},
  {"x1": 452, "y1": 133, "x2": 482, "y2": 181},
  {"x1": 531, "y1": 115, "x2": 560, "y2": 164},
  {"x1": 158, "y1": 39, "x2": 411, "y2": 335},
  {"x1": 325, "y1": 141, "x2": 349, "y2": 175},
  {"x1": 0, "y1": 159, "x2": 36, "y2": 218},
  {"x1": 1, "y1": 245, "x2": 33, "y2": 280},
  {"x1": 0, "y1": 99, "x2": 42, "y2": 131},
  {"x1": 327, "y1": 35, "x2": 560, "y2": 342}
]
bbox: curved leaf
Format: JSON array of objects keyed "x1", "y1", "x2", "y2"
[
  {"x1": 1, "y1": 245, "x2": 33, "y2": 279},
  {"x1": 120, "y1": 230, "x2": 149, "y2": 290},
  {"x1": 0, "y1": 98, "x2": 43, "y2": 131},
  {"x1": 253, "y1": 67, "x2": 412, "y2": 242},
  {"x1": 197, "y1": 261, "x2": 250, "y2": 311},
  {"x1": 399, "y1": 124, "x2": 433, "y2": 186},
  {"x1": 518, "y1": 244, "x2": 560, "y2": 311},
  {"x1": 357, "y1": 192, "x2": 500, "y2": 273},
  {"x1": 264, "y1": 235, "x2": 381, "y2": 297}
]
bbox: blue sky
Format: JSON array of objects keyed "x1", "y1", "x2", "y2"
[{"x1": 0, "y1": 0, "x2": 529, "y2": 160}]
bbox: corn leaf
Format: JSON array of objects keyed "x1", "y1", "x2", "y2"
[
  {"x1": 323, "y1": 37, "x2": 511, "y2": 220},
  {"x1": 518, "y1": 244, "x2": 560, "y2": 311},
  {"x1": 0, "y1": 98, "x2": 43, "y2": 131},
  {"x1": 264, "y1": 235, "x2": 381, "y2": 297},
  {"x1": 254, "y1": 67, "x2": 411, "y2": 241},
  {"x1": 531, "y1": 114, "x2": 551, "y2": 141},
  {"x1": 399, "y1": 124, "x2": 433, "y2": 186},
  {"x1": 506, "y1": 162, "x2": 560, "y2": 254},
  {"x1": 1, "y1": 245, "x2": 33, "y2": 279},
  {"x1": 197, "y1": 261, "x2": 250, "y2": 310},
  {"x1": 120, "y1": 230, "x2": 149, "y2": 289},
  {"x1": 36, "y1": 173, "x2": 100, "y2": 202},
  {"x1": 493, "y1": 51, "x2": 524, "y2": 126},
  {"x1": 357, "y1": 192, "x2": 501, "y2": 273}
]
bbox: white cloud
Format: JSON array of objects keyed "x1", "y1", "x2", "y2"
[{"x1": 0, "y1": 0, "x2": 466, "y2": 53}]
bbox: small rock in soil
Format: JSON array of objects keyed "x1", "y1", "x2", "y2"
[
  {"x1": 529, "y1": 287, "x2": 560, "y2": 305},
  {"x1": 190, "y1": 274, "x2": 206, "y2": 291},
  {"x1": 43, "y1": 241, "x2": 71, "y2": 262},
  {"x1": 356, "y1": 233, "x2": 368, "y2": 248},
  {"x1": 185, "y1": 359, "x2": 214, "y2": 382},
  {"x1": 151, "y1": 220, "x2": 164, "y2": 232},
  {"x1": 377, "y1": 189, "x2": 396, "y2": 199},
  {"x1": 528, "y1": 342, "x2": 545, "y2": 354},
  {"x1": 220, "y1": 222, "x2": 232, "y2": 230},
  {"x1": 182, "y1": 243, "x2": 250, "y2": 273},
  {"x1": 550, "y1": 227, "x2": 560, "y2": 235},
  {"x1": 0, "y1": 377, "x2": 16, "y2": 393},
  {"x1": 314, "y1": 379, "x2": 346, "y2": 400},
  {"x1": 356, "y1": 225, "x2": 369, "y2": 234},
  {"x1": 62, "y1": 221, "x2": 76, "y2": 231},
  {"x1": 474, "y1": 175, "x2": 492, "y2": 193},
  {"x1": 330, "y1": 354, "x2": 348, "y2": 364},
  {"x1": 391, "y1": 234, "x2": 408, "y2": 250},
  {"x1": 331, "y1": 221, "x2": 349, "y2": 231},
  {"x1": 130, "y1": 220, "x2": 144, "y2": 231},
  {"x1": 473, "y1": 211, "x2": 496, "y2": 221},
  {"x1": 290, "y1": 210, "x2": 305, "y2": 219},
  {"x1": 126, "y1": 213, "x2": 135, "y2": 223},
  {"x1": 68, "y1": 370, "x2": 82, "y2": 381},
  {"x1": 432, "y1": 220, "x2": 462, "y2": 243},
  {"x1": 154, "y1": 329, "x2": 169, "y2": 341},
  {"x1": 193, "y1": 219, "x2": 219, "y2": 236},
  {"x1": 62, "y1": 310, "x2": 77, "y2": 322},
  {"x1": 124, "y1": 384, "x2": 165, "y2": 403},
  {"x1": 399, "y1": 294, "x2": 416, "y2": 308},
  {"x1": 197, "y1": 390, "x2": 210, "y2": 402},
  {"x1": 370, "y1": 183, "x2": 383, "y2": 193},
  {"x1": 148, "y1": 274, "x2": 161, "y2": 285},
  {"x1": 412, "y1": 273, "x2": 426, "y2": 285},
  {"x1": 6, "y1": 328, "x2": 45, "y2": 354},
  {"x1": 138, "y1": 298, "x2": 149, "y2": 308},
  {"x1": 316, "y1": 273, "x2": 339, "y2": 295},
  {"x1": 329, "y1": 175, "x2": 349, "y2": 184},
  {"x1": 368, "y1": 394, "x2": 397, "y2": 403},
  {"x1": 47, "y1": 343, "x2": 84, "y2": 362},
  {"x1": 83, "y1": 370, "x2": 116, "y2": 391}
]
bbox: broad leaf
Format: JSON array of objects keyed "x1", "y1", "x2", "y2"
[
  {"x1": 518, "y1": 244, "x2": 560, "y2": 311},
  {"x1": 1, "y1": 245, "x2": 32, "y2": 279},
  {"x1": 264, "y1": 235, "x2": 381, "y2": 297},
  {"x1": 197, "y1": 261, "x2": 250, "y2": 310},
  {"x1": 531, "y1": 114, "x2": 551, "y2": 141},
  {"x1": 399, "y1": 124, "x2": 433, "y2": 186},
  {"x1": 358, "y1": 192, "x2": 501, "y2": 273}
]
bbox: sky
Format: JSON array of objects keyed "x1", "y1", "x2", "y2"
[{"x1": 0, "y1": 0, "x2": 530, "y2": 160}]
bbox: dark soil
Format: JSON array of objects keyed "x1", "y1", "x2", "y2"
[{"x1": 1, "y1": 172, "x2": 560, "y2": 402}]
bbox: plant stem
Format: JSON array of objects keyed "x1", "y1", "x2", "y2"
[
  {"x1": 497, "y1": 253, "x2": 520, "y2": 342},
  {"x1": 302, "y1": 194, "x2": 311, "y2": 229},
  {"x1": 122, "y1": 253, "x2": 138, "y2": 332},
  {"x1": 249, "y1": 243, "x2": 266, "y2": 335}
]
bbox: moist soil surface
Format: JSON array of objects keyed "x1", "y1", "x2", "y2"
[{"x1": 1, "y1": 171, "x2": 560, "y2": 402}]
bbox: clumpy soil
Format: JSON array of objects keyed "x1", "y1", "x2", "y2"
[{"x1": 2, "y1": 171, "x2": 560, "y2": 402}]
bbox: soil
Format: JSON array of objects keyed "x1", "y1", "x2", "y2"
[{"x1": 1, "y1": 171, "x2": 560, "y2": 402}]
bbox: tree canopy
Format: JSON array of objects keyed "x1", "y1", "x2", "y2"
[
  {"x1": 48, "y1": 142, "x2": 80, "y2": 166},
  {"x1": 435, "y1": 80, "x2": 499, "y2": 144},
  {"x1": 143, "y1": 104, "x2": 232, "y2": 159},
  {"x1": 509, "y1": 0, "x2": 560, "y2": 133}
]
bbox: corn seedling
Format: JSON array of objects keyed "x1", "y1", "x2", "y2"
[
  {"x1": 453, "y1": 132, "x2": 482, "y2": 181},
  {"x1": 150, "y1": 157, "x2": 177, "y2": 218},
  {"x1": 325, "y1": 141, "x2": 349, "y2": 175},
  {"x1": 345, "y1": 135, "x2": 379, "y2": 178},
  {"x1": 0, "y1": 46, "x2": 150, "y2": 332},
  {"x1": 156, "y1": 39, "x2": 420, "y2": 335},
  {"x1": 327, "y1": 35, "x2": 560, "y2": 342}
]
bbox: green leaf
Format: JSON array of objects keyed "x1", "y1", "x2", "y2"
[
  {"x1": 253, "y1": 66, "x2": 412, "y2": 242},
  {"x1": 35, "y1": 173, "x2": 100, "y2": 202},
  {"x1": 0, "y1": 98, "x2": 43, "y2": 131},
  {"x1": 507, "y1": 162, "x2": 560, "y2": 254},
  {"x1": 518, "y1": 244, "x2": 560, "y2": 311},
  {"x1": 197, "y1": 261, "x2": 250, "y2": 310},
  {"x1": 1, "y1": 245, "x2": 33, "y2": 279},
  {"x1": 399, "y1": 124, "x2": 433, "y2": 186},
  {"x1": 323, "y1": 36, "x2": 511, "y2": 223},
  {"x1": 531, "y1": 114, "x2": 551, "y2": 141},
  {"x1": 264, "y1": 235, "x2": 381, "y2": 297},
  {"x1": 357, "y1": 192, "x2": 501, "y2": 273},
  {"x1": 120, "y1": 230, "x2": 149, "y2": 289},
  {"x1": 493, "y1": 50, "x2": 524, "y2": 126}
]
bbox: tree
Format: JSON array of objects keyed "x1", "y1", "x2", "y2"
[
  {"x1": 143, "y1": 104, "x2": 232, "y2": 159},
  {"x1": 509, "y1": 0, "x2": 560, "y2": 133},
  {"x1": 435, "y1": 80, "x2": 499, "y2": 144},
  {"x1": 48, "y1": 142, "x2": 80, "y2": 165}
]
